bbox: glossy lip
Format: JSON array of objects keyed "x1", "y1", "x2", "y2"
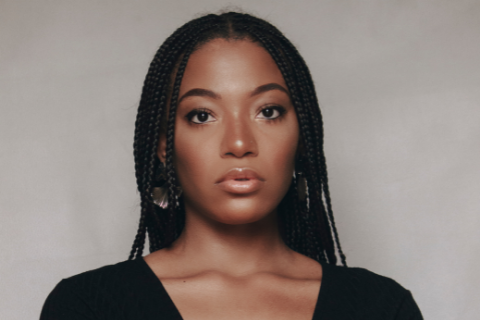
[{"x1": 215, "y1": 168, "x2": 265, "y2": 194}]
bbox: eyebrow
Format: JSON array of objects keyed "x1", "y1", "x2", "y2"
[
  {"x1": 250, "y1": 83, "x2": 289, "y2": 97},
  {"x1": 177, "y1": 83, "x2": 289, "y2": 104},
  {"x1": 178, "y1": 88, "x2": 221, "y2": 104}
]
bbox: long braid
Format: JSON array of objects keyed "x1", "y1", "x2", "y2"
[
  {"x1": 286, "y1": 45, "x2": 346, "y2": 265},
  {"x1": 278, "y1": 36, "x2": 346, "y2": 265},
  {"x1": 285, "y1": 47, "x2": 338, "y2": 263},
  {"x1": 164, "y1": 43, "x2": 196, "y2": 245},
  {"x1": 130, "y1": 12, "x2": 346, "y2": 265},
  {"x1": 276, "y1": 35, "x2": 346, "y2": 265}
]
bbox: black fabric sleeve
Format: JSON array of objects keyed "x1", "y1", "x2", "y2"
[
  {"x1": 40, "y1": 279, "x2": 97, "y2": 320},
  {"x1": 39, "y1": 260, "x2": 182, "y2": 320},
  {"x1": 394, "y1": 290, "x2": 423, "y2": 320},
  {"x1": 314, "y1": 263, "x2": 424, "y2": 320}
]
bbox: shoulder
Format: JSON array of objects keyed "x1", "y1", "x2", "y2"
[
  {"x1": 45, "y1": 260, "x2": 147, "y2": 302},
  {"x1": 322, "y1": 263, "x2": 407, "y2": 295},
  {"x1": 40, "y1": 259, "x2": 169, "y2": 320},
  {"x1": 58, "y1": 259, "x2": 146, "y2": 289},
  {"x1": 316, "y1": 264, "x2": 423, "y2": 319}
]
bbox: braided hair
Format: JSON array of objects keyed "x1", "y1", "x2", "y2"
[{"x1": 130, "y1": 12, "x2": 347, "y2": 266}]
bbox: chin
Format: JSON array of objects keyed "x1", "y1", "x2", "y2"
[
  {"x1": 213, "y1": 212, "x2": 265, "y2": 225},
  {"x1": 208, "y1": 200, "x2": 275, "y2": 225}
]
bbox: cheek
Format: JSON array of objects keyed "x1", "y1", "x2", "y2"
[
  {"x1": 173, "y1": 124, "x2": 219, "y2": 190},
  {"x1": 260, "y1": 122, "x2": 299, "y2": 192},
  {"x1": 266, "y1": 143, "x2": 295, "y2": 175}
]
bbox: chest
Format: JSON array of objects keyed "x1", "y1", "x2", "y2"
[{"x1": 161, "y1": 274, "x2": 321, "y2": 320}]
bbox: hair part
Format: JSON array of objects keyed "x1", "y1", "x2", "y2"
[{"x1": 130, "y1": 12, "x2": 346, "y2": 266}]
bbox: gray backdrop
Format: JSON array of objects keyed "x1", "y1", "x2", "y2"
[{"x1": 1, "y1": 0, "x2": 479, "y2": 319}]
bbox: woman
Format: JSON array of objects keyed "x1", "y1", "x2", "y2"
[{"x1": 41, "y1": 12, "x2": 423, "y2": 319}]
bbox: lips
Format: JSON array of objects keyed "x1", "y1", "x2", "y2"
[{"x1": 215, "y1": 168, "x2": 265, "y2": 194}]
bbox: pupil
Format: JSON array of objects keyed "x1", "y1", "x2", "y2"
[
  {"x1": 197, "y1": 112, "x2": 208, "y2": 122},
  {"x1": 263, "y1": 108, "x2": 274, "y2": 117}
]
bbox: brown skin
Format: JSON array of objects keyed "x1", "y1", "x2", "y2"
[{"x1": 145, "y1": 39, "x2": 322, "y2": 320}]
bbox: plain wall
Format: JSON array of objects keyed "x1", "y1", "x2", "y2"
[{"x1": 1, "y1": 0, "x2": 479, "y2": 319}]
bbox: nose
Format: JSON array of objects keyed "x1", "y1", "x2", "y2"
[{"x1": 221, "y1": 116, "x2": 258, "y2": 158}]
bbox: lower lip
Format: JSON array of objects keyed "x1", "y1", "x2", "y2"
[{"x1": 216, "y1": 179, "x2": 263, "y2": 194}]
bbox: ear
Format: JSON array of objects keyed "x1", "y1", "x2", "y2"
[{"x1": 157, "y1": 132, "x2": 167, "y2": 163}]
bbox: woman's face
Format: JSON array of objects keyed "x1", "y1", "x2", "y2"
[{"x1": 161, "y1": 38, "x2": 299, "y2": 225}]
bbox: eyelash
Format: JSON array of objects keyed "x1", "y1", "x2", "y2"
[
  {"x1": 185, "y1": 105, "x2": 287, "y2": 124},
  {"x1": 185, "y1": 108, "x2": 215, "y2": 124},
  {"x1": 257, "y1": 105, "x2": 286, "y2": 121}
]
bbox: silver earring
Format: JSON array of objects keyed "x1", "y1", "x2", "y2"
[
  {"x1": 152, "y1": 162, "x2": 183, "y2": 209},
  {"x1": 295, "y1": 159, "x2": 307, "y2": 202},
  {"x1": 152, "y1": 162, "x2": 168, "y2": 209}
]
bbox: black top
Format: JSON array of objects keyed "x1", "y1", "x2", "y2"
[{"x1": 40, "y1": 259, "x2": 423, "y2": 320}]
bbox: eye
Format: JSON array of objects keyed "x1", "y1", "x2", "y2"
[
  {"x1": 256, "y1": 106, "x2": 285, "y2": 120},
  {"x1": 186, "y1": 109, "x2": 216, "y2": 124}
]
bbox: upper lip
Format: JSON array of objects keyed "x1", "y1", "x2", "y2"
[{"x1": 215, "y1": 168, "x2": 265, "y2": 183}]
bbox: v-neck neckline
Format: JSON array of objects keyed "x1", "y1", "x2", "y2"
[{"x1": 137, "y1": 257, "x2": 329, "y2": 320}]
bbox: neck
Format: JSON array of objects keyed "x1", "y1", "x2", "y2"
[{"x1": 169, "y1": 207, "x2": 292, "y2": 276}]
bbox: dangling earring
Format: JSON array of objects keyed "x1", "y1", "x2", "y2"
[
  {"x1": 152, "y1": 162, "x2": 168, "y2": 209},
  {"x1": 295, "y1": 158, "x2": 307, "y2": 202},
  {"x1": 152, "y1": 162, "x2": 183, "y2": 209}
]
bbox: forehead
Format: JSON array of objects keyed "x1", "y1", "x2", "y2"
[{"x1": 179, "y1": 39, "x2": 286, "y2": 95}]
